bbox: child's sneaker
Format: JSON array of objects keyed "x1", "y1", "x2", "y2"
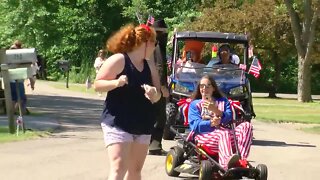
[{"x1": 227, "y1": 154, "x2": 240, "y2": 169}]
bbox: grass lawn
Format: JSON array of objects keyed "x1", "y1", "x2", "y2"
[
  {"x1": 0, "y1": 126, "x2": 51, "y2": 144},
  {"x1": 253, "y1": 97, "x2": 320, "y2": 134}
]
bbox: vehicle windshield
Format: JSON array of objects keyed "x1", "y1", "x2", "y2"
[
  {"x1": 174, "y1": 64, "x2": 245, "y2": 93},
  {"x1": 170, "y1": 37, "x2": 248, "y2": 96}
]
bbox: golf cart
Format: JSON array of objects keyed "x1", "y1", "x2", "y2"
[{"x1": 163, "y1": 31, "x2": 256, "y2": 140}]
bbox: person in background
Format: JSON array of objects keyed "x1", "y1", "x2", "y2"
[
  {"x1": 94, "y1": 49, "x2": 107, "y2": 74},
  {"x1": 188, "y1": 75, "x2": 253, "y2": 170},
  {"x1": 176, "y1": 41, "x2": 206, "y2": 74},
  {"x1": 94, "y1": 49, "x2": 107, "y2": 96},
  {"x1": 10, "y1": 40, "x2": 22, "y2": 49},
  {"x1": 94, "y1": 23, "x2": 161, "y2": 180},
  {"x1": 207, "y1": 44, "x2": 240, "y2": 67},
  {"x1": 27, "y1": 61, "x2": 39, "y2": 91},
  {"x1": 9, "y1": 40, "x2": 29, "y2": 114},
  {"x1": 149, "y1": 19, "x2": 170, "y2": 155}
]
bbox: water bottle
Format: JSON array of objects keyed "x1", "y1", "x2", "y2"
[{"x1": 202, "y1": 95, "x2": 211, "y2": 120}]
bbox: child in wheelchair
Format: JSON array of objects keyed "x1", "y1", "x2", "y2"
[{"x1": 187, "y1": 74, "x2": 253, "y2": 170}]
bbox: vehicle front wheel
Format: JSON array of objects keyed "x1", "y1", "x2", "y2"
[
  {"x1": 199, "y1": 160, "x2": 213, "y2": 180},
  {"x1": 165, "y1": 146, "x2": 185, "y2": 177},
  {"x1": 255, "y1": 164, "x2": 268, "y2": 180}
]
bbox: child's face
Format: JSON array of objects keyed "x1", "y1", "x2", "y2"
[{"x1": 199, "y1": 78, "x2": 214, "y2": 99}]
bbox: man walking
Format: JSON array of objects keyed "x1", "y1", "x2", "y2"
[{"x1": 149, "y1": 19, "x2": 169, "y2": 155}]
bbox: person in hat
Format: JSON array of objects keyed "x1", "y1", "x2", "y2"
[
  {"x1": 176, "y1": 40, "x2": 206, "y2": 74},
  {"x1": 207, "y1": 44, "x2": 240, "y2": 67},
  {"x1": 148, "y1": 19, "x2": 170, "y2": 155}
]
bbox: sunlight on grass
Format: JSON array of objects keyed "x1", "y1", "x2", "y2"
[
  {"x1": 0, "y1": 126, "x2": 51, "y2": 144},
  {"x1": 253, "y1": 97, "x2": 320, "y2": 124}
]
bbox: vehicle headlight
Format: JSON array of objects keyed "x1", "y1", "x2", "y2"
[
  {"x1": 230, "y1": 86, "x2": 244, "y2": 95},
  {"x1": 174, "y1": 83, "x2": 189, "y2": 93}
]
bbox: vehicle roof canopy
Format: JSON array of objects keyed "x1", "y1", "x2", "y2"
[{"x1": 175, "y1": 31, "x2": 249, "y2": 44}]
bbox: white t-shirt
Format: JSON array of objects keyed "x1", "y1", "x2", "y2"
[{"x1": 207, "y1": 54, "x2": 240, "y2": 67}]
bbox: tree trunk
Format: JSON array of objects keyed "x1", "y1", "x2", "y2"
[{"x1": 297, "y1": 55, "x2": 312, "y2": 102}]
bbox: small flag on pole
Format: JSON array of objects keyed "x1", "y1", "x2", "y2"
[
  {"x1": 248, "y1": 56, "x2": 262, "y2": 78},
  {"x1": 146, "y1": 15, "x2": 155, "y2": 25}
]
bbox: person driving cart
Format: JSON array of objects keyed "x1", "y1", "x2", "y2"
[
  {"x1": 207, "y1": 43, "x2": 240, "y2": 67},
  {"x1": 188, "y1": 75, "x2": 253, "y2": 170}
]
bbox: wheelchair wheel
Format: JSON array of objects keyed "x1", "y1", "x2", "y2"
[
  {"x1": 163, "y1": 102, "x2": 178, "y2": 140},
  {"x1": 165, "y1": 146, "x2": 185, "y2": 177},
  {"x1": 255, "y1": 164, "x2": 268, "y2": 180},
  {"x1": 199, "y1": 160, "x2": 213, "y2": 180}
]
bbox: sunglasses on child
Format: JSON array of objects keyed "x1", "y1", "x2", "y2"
[{"x1": 199, "y1": 84, "x2": 212, "y2": 89}]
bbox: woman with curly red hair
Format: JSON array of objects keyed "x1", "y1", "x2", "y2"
[{"x1": 94, "y1": 23, "x2": 161, "y2": 180}]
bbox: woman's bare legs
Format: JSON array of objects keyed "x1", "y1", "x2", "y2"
[
  {"x1": 124, "y1": 143, "x2": 149, "y2": 180},
  {"x1": 107, "y1": 142, "x2": 131, "y2": 180}
]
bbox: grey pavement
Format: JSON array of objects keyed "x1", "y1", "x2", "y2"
[
  {"x1": 0, "y1": 114, "x2": 60, "y2": 131},
  {"x1": 0, "y1": 80, "x2": 320, "y2": 180}
]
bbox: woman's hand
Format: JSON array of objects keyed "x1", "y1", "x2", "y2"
[
  {"x1": 203, "y1": 100, "x2": 222, "y2": 117},
  {"x1": 117, "y1": 75, "x2": 128, "y2": 87},
  {"x1": 142, "y1": 84, "x2": 161, "y2": 103},
  {"x1": 210, "y1": 116, "x2": 221, "y2": 127}
]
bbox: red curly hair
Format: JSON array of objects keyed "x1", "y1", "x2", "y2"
[{"x1": 106, "y1": 24, "x2": 156, "y2": 54}]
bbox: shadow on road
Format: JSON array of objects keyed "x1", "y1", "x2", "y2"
[
  {"x1": 28, "y1": 94, "x2": 104, "y2": 133},
  {"x1": 252, "y1": 139, "x2": 316, "y2": 148}
]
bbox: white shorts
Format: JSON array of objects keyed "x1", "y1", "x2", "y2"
[{"x1": 101, "y1": 122, "x2": 151, "y2": 147}]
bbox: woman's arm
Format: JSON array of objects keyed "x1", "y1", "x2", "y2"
[
  {"x1": 220, "y1": 99, "x2": 233, "y2": 125},
  {"x1": 188, "y1": 100, "x2": 214, "y2": 134},
  {"x1": 146, "y1": 56, "x2": 161, "y2": 103},
  {"x1": 94, "y1": 54, "x2": 126, "y2": 92}
]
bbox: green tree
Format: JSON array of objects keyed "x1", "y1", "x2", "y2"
[
  {"x1": 0, "y1": 0, "x2": 128, "y2": 81},
  {"x1": 189, "y1": 0, "x2": 295, "y2": 97},
  {"x1": 284, "y1": 0, "x2": 320, "y2": 102}
]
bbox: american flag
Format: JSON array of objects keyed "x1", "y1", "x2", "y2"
[
  {"x1": 146, "y1": 15, "x2": 154, "y2": 25},
  {"x1": 248, "y1": 56, "x2": 262, "y2": 78}
]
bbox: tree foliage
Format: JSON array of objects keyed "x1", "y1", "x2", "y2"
[
  {"x1": 284, "y1": 0, "x2": 320, "y2": 102},
  {"x1": 0, "y1": 0, "x2": 319, "y2": 96},
  {"x1": 0, "y1": 0, "x2": 126, "y2": 81}
]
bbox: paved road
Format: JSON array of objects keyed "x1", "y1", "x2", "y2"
[{"x1": 0, "y1": 81, "x2": 319, "y2": 180}]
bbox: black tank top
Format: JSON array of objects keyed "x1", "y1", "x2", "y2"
[{"x1": 101, "y1": 53, "x2": 155, "y2": 135}]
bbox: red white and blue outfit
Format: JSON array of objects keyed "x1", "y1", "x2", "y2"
[{"x1": 188, "y1": 97, "x2": 253, "y2": 169}]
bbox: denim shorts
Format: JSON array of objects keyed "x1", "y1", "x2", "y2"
[{"x1": 101, "y1": 122, "x2": 151, "y2": 147}]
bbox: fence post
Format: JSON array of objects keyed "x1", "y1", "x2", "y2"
[{"x1": 1, "y1": 64, "x2": 15, "y2": 134}]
